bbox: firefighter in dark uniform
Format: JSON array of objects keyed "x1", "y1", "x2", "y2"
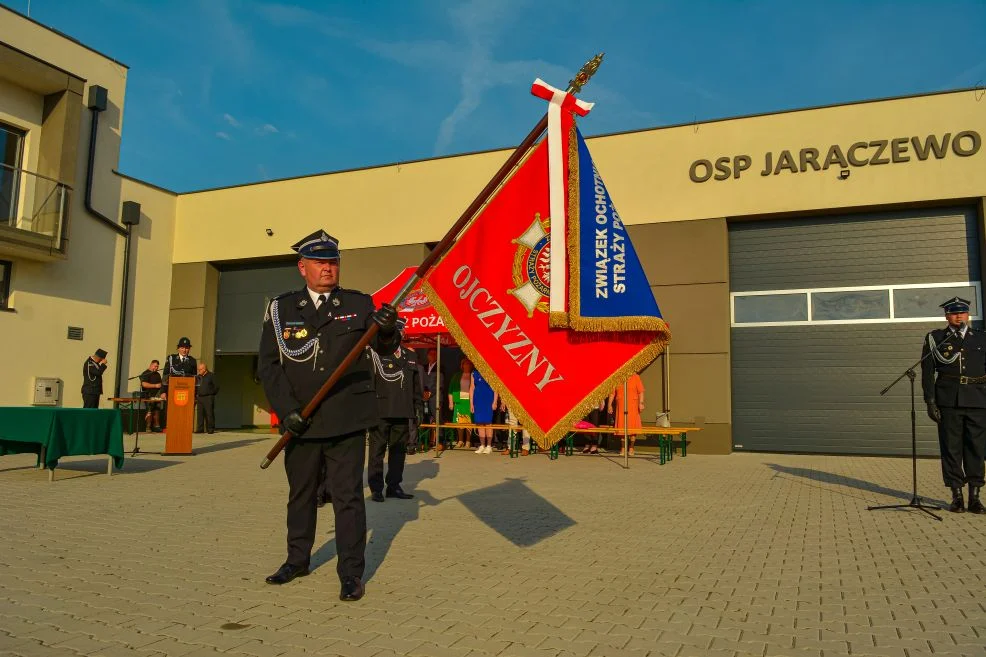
[
  {"x1": 367, "y1": 341, "x2": 422, "y2": 502},
  {"x1": 257, "y1": 229, "x2": 399, "y2": 601},
  {"x1": 161, "y1": 337, "x2": 197, "y2": 398},
  {"x1": 81, "y1": 348, "x2": 108, "y2": 408},
  {"x1": 922, "y1": 296, "x2": 986, "y2": 514}
]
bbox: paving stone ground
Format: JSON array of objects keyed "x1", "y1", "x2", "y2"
[{"x1": 1, "y1": 432, "x2": 984, "y2": 657}]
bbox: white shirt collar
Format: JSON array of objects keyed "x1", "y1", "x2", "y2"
[
  {"x1": 951, "y1": 324, "x2": 969, "y2": 338},
  {"x1": 307, "y1": 287, "x2": 337, "y2": 306}
]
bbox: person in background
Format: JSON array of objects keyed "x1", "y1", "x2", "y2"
[
  {"x1": 922, "y1": 296, "x2": 986, "y2": 514},
  {"x1": 471, "y1": 365, "x2": 496, "y2": 454},
  {"x1": 609, "y1": 372, "x2": 645, "y2": 456},
  {"x1": 448, "y1": 357, "x2": 475, "y2": 448},
  {"x1": 81, "y1": 349, "x2": 108, "y2": 408},
  {"x1": 581, "y1": 397, "x2": 607, "y2": 454},
  {"x1": 496, "y1": 391, "x2": 532, "y2": 456},
  {"x1": 366, "y1": 343, "x2": 421, "y2": 502},
  {"x1": 195, "y1": 362, "x2": 220, "y2": 434},
  {"x1": 139, "y1": 359, "x2": 163, "y2": 431}
]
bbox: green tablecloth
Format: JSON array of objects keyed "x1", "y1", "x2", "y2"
[{"x1": 0, "y1": 407, "x2": 125, "y2": 470}]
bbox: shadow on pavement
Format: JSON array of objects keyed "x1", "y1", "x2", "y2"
[
  {"x1": 57, "y1": 457, "x2": 180, "y2": 478},
  {"x1": 312, "y1": 459, "x2": 576, "y2": 582},
  {"x1": 766, "y1": 463, "x2": 948, "y2": 507},
  {"x1": 193, "y1": 438, "x2": 268, "y2": 455}
]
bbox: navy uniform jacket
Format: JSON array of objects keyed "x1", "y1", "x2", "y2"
[
  {"x1": 81, "y1": 357, "x2": 107, "y2": 395},
  {"x1": 921, "y1": 326, "x2": 986, "y2": 408},
  {"x1": 257, "y1": 287, "x2": 400, "y2": 438},
  {"x1": 372, "y1": 348, "x2": 423, "y2": 420},
  {"x1": 162, "y1": 354, "x2": 197, "y2": 393}
]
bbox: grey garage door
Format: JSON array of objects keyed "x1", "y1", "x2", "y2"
[{"x1": 729, "y1": 206, "x2": 980, "y2": 455}]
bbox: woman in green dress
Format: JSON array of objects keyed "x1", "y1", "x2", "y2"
[{"x1": 448, "y1": 358, "x2": 475, "y2": 448}]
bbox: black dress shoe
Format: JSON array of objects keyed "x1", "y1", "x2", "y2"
[
  {"x1": 386, "y1": 487, "x2": 414, "y2": 500},
  {"x1": 265, "y1": 563, "x2": 309, "y2": 585},
  {"x1": 370, "y1": 491, "x2": 385, "y2": 503},
  {"x1": 340, "y1": 576, "x2": 364, "y2": 601}
]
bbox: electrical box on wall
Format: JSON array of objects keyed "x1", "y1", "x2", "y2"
[{"x1": 33, "y1": 378, "x2": 62, "y2": 406}]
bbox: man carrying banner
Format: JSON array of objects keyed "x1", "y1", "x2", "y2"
[{"x1": 257, "y1": 229, "x2": 399, "y2": 600}]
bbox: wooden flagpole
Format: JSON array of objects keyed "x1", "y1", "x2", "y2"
[{"x1": 261, "y1": 54, "x2": 604, "y2": 469}]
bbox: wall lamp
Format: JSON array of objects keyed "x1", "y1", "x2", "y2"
[
  {"x1": 265, "y1": 228, "x2": 274, "y2": 236},
  {"x1": 838, "y1": 169, "x2": 850, "y2": 180}
]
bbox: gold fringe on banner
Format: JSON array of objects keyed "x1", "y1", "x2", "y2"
[{"x1": 423, "y1": 279, "x2": 667, "y2": 451}]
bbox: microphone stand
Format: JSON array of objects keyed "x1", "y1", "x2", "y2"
[{"x1": 867, "y1": 327, "x2": 965, "y2": 521}]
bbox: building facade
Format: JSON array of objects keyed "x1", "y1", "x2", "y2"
[{"x1": 2, "y1": 6, "x2": 984, "y2": 455}]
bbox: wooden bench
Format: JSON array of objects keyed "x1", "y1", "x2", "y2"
[{"x1": 418, "y1": 423, "x2": 701, "y2": 463}]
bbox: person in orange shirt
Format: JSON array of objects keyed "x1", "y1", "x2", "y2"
[{"x1": 608, "y1": 373, "x2": 645, "y2": 456}]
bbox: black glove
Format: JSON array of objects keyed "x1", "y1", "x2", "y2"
[
  {"x1": 926, "y1": 402, "x2": 941, "y2": 424},
  {"x1": 372, "y1": 304, "x2": 399, "y2": 336},
  {"x1": 282, "y1": 410, "x2": 311, "y2": 437}
]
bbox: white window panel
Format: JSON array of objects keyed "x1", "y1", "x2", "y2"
[{"x1": 731, "y1": 281, "x2": 982, "y2": 327}]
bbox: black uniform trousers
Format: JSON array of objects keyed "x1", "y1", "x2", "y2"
[
  {"x1": 938, "y1": 406, "x2": 986, "y2": 488},
  {"x1": 368, "y1": 420, "x2": 409, "y2": 493},
  {"x1": 196, "y1": 395, "x2": 216, "y2": 433},
  {"x1": 283, "y1": 430, "x2": 366, "y2": 580},
  {"x1": 82, "y1": 394, "x2": 100, "y2": 409}
]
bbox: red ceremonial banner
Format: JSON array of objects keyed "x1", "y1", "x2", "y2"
[{"x1": 423, "y1": 140, "x2": 663, "y2": 449}]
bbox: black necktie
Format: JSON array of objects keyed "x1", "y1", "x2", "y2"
[{"x1": 317, "y1": 294, "x2": 329, "y2": 318}]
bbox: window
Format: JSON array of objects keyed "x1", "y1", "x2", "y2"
[
  {"x1": 0, "y1": 260, "x2": 11, "y2": 310},
  {"x1": 0, "y1": 122, "x2": 25, "y2": 226},
  {"x1": 731, "y1": 282, "x2": 982, "y2": 326}
]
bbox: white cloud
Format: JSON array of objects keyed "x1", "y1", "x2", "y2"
[
  {"x1": 258, "y1": 123, "x2": 279, "y2": 135},
  {"x1": 223, "y1": 113, "x2": 241, "y2": 128},
  {"x1": 216, "y1": 131, "x2": 231, "y2": 140}
]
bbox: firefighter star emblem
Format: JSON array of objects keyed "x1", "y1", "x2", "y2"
[{"x1": 509, "y1": 213, "x2": 551, "y2": 317}]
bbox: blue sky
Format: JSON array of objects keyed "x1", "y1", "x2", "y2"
[{"x1": 5, "y1": 0, "x2": 986, "y2": 192}]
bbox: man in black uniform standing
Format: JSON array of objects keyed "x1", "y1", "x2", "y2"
[
  {"x1": 922, "y1": 296, "x2": 986, "y2": 514},
  {"x1": 81, "y1": 348, "x2": 108, "y2": 408},
  {"x1": 257, "y1": 229, "x2": 399, "y2": 601},
  {"x1": 367, "y1": 343, "x2": 422, "y2": 502}
]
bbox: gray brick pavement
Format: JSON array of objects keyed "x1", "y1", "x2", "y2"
[{"x1": 1, "y1": 433, "x2": 985, "y2": 656}]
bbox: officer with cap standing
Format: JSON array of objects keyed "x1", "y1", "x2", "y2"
[
  {"x1": 257, "y1": 229, "x2": 399, "y2": 601},
  {"x1": 81, "y1": 348, "x2": 108, "y2": 408},
  {"x1": 921, "y1": 296, "x2": 986, "y2": 514}
]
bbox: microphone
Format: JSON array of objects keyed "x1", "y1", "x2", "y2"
[{"x1": 127, "y1": 374, "x2": 142, "y2": 380}]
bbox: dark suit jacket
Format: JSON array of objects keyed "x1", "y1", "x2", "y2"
[
  {"x1": 921, "y1": 326, "x2": 986, "y2": 408},
  {"x1": 196, "y1": 371, "x2": 219, "y2": 397},
  {"x1": 374, "y1": 348, "x2": 423, "y2": 420},
  {"x1": 257, "y1": 287, "x2": 400, "y2": 438},
  {"x1": 81, "y1": 357, "x2": 107, "y2": 395}
]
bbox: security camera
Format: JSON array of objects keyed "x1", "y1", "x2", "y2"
[{"x1": 265, "y1": 228, "x2": 274, "y2": 236}]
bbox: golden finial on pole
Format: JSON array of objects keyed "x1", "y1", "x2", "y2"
[{"x1": 568, "y1": 53, "x2": 604, "y2": 94}]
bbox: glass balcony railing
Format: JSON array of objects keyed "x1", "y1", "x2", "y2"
[{"x1": 1, "y1": 162, "x2": 70, "y2": 249}]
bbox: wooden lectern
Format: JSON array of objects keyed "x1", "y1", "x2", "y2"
[{"x1": 164, "y1": 377, "x2": 195, "y2": 455}]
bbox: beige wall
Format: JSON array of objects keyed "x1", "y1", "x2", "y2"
[
  {"x1": 118, "y1": 176, "x2": 177, "y2": 388},
  {"x1": 173, "y1": 90, "x2": 986, "y2": 264},
  {"x1": 168, "y1": 262, "x2": 219, "y2": 363},
  {"x1": 631, "y1": 219, "x2": 732, "y2": 454},
  {"x1": 0, "y1": 8, "x2": 130, "y2": 408}
]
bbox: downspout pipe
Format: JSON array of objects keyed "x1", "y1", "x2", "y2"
[
  {"x1": 84, "y1": 85, "x2": 127, "y2": 237},
  {"x1": 115, "y1": 201, "x2": 141, "y2": 398}
]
